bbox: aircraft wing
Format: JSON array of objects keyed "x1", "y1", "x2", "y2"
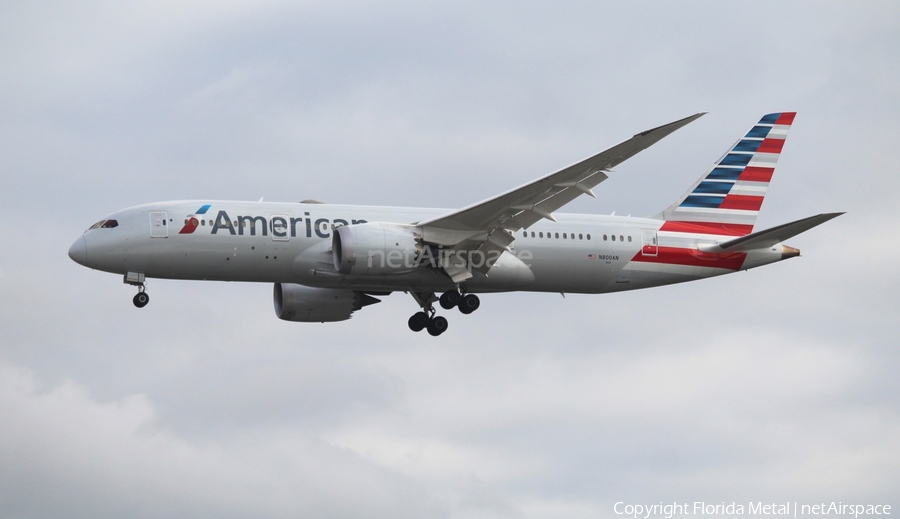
[
  {"x1": 419, "y1": 112, "x2": 706, "y2": 235},
  {"x1": 417, "y1": 112, "x2": 706, "y2": 282}
]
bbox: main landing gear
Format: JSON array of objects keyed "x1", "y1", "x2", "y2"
[
  {"x1": 408, "y1": 288, "x2": 480, "y2": 336},
  {"x1": 124, "y1": 272, "x2": 149, "y2": 308},
  {"x1": 408, "y1": 310, "x2": 447, "y2": 336}
]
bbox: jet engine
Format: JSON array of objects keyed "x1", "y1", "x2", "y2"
[
  {"x1": 273, "y1": 283, "x2": 380, "y2": 322},
  {"x1": 332, "y1": 222, "x2": 422, "y2": 276}
]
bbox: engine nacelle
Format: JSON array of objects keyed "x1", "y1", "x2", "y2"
[
  {"x1": 332, "y1": 222, "x2": 421, "y2": 276},
  {"x1": 273, "y1": 284, "x2": 380, "y2": 322}
]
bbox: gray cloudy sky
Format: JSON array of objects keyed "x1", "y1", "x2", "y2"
[{"x1": 1, "y1": 1, "x2": 898, "y2": 518}]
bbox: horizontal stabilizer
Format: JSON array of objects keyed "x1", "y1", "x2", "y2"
[{"x1": 698, "y1": 212, "x2": 844, "y2": 253}]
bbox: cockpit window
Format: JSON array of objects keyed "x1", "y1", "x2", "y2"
[{"x1": 87, "y1": 219, "x2": 118, "y2": 230}]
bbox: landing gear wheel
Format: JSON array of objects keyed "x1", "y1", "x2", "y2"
[
  {"x1": 458, "y1": 294, "x2": 480, "y2": 315},
  {"x1": 439, "y1": 290, "x2": 461, "y2": 309},
  {"x1": 408, "y1": 311, "x2": 429, "y2": 332},
  {"x1": 427, "y1": 315, "x2": 448, "y2": 336},
  {"x1": 133, "y1": 292, "x2": 150, "y2": 308}
]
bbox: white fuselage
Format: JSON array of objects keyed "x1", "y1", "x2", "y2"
[{"x1": 70, "y1": 200, "x2": 788, "y2": 295}]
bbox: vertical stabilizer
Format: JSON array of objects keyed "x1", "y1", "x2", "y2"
[{"x1": 659, "y1": 112, "x2": 796, "y2": 236}]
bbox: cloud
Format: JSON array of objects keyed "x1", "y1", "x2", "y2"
[{"x1": 0, "y1": 359, "x2": 444, "y2": 519}]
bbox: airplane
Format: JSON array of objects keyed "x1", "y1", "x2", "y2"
[{"x1": 68, "y1": 112, "x2": 842, "y2": 336}]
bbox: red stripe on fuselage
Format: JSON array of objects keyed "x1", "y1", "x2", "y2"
[
  {"x1": 660, "y1": 221, "x2": 753, "y2": 236},
  {"x1": 631, "y1": 247, "x2": 746, "y2": 271}
]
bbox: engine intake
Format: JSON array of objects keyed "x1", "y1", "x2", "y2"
[{"x1": 332, "y1": 222, "x2": 421, "y2": 276}]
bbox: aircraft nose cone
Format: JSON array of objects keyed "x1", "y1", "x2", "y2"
[{"x1": 68, "y1": 236, "x2": 88, "y2": 266}]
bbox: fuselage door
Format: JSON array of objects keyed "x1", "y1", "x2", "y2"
[
  {"x1": 641, "y1": 228, "x2": 658, "y2": 256},
  {"x1": 271, "y1": 215, "x2": 290, "y2": 241},
  {"x1": 150, "y1": 211, "x2": 168, "y2": 238}
]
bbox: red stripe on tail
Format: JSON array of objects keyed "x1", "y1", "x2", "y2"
[
  {"x1": 719, "y1": 195, "x2": 764, "y2": 211},
  {"x1": 757, "y1": 138, "x2": 785, "y2": 154},
  {"x1": 660, "y1": 221, "x2": 753, "y2": 236},
  {"x1": 738, "y1": 166, "x2": 774, "y2": 183},
  {"x1": 775, "y1": 112, "x2": 796, "y2": 125}
]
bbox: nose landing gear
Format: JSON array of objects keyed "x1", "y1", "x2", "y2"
[
  {"x1": 124, "y1": 272, "x2": 149, "y2": 308},
  {"x1": 133, "y1": 289, "x2": 149, "y2": 308}
]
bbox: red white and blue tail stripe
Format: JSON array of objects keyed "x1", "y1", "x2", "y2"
[{"x1": 660, "y1": 112, "x2": 795, "y2": 237}]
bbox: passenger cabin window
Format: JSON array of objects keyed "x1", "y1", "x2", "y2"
[
  {"x1": 627, "y1": 236, "x2": 632, "y2": 242},
  {"x1": 579, "y1": 234, "x2": 583, "y2": 240},
  {"x1": 555, "y1": 233, "x2": 559, "y2": 239},
  {"x1": 539, "y1": 232, "x2": 543, "y2": 238},
  {"x1": 603, "y1": 234, "x2": 608, "y2": 241},
  {"x1": 612, "y1": 235, "x2": 616, "y2": 241},
  {"x1": 587, "y1": 234, "x2": 591, "y2": 240}
]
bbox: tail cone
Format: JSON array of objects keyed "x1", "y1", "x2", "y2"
[{"x1": 781, "y1": 245, "x2": 801, "y2": 259}]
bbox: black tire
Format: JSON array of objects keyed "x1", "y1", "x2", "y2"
[
  {"x1": 408, "y1": 312, "x2": 429, "y2": 332},
  {"x1": 439, "y1": 290, "x2": 461, "y2": 309},
  {"x1": 133, "y1": 292, "x2": 149, "y2": 308},
  {"x1": 427, "y1": 315, "x2": 448, "y2": 336},
  {"x1": 458, "y1": 294, "x2": 480, "y2": 315}
]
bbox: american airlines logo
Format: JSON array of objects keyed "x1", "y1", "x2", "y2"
[
  {"x1": 178, "y1": 204, "x2": 211, "y2": 234},
  {"x1": 180, "y1": 206, "x2": 367, "y2": 238}
]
